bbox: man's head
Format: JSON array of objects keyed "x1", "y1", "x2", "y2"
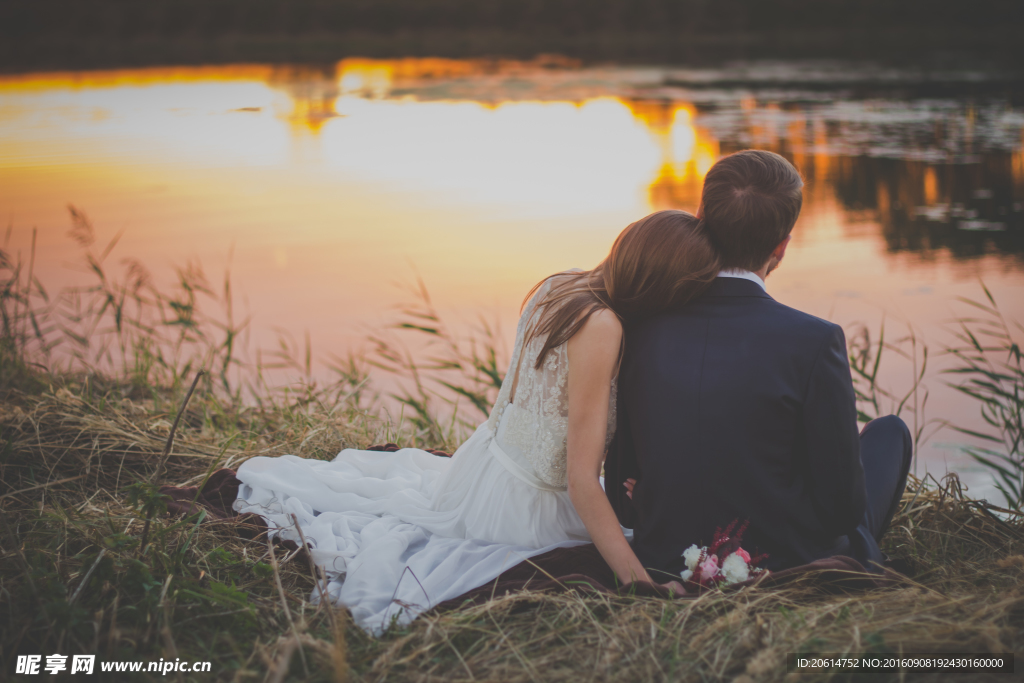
[{"x1": 697, "y1": 150, "x2": 803, "y2": 273}]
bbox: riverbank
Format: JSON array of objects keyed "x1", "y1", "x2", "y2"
[
  {"x1": 4, "y1": 28, "x2": 1023, "y2": 74},
  {"x1": 4, "y1": 0, "x2": 1024, "y2": 76}
]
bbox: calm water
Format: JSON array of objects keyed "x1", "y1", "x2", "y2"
[{"x1": 2, "y1": 59, "x2": 1023, "y2": 496}]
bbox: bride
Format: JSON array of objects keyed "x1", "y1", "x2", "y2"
[{"x1": 234, "y1": 210, "x2": 720, "y2": 632}]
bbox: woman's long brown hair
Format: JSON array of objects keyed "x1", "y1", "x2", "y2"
[{"x1": 521, "y1": 210, "x2": 720, "y2": 370}]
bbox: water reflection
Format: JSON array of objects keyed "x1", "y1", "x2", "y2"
[
  {"x1": 648, "y1": 128, "x2": 1024, "y2": 261},
  {"x1": 324, "y1": 58, "x2": 1024, "y2": 263},
  {"x1": 831, "y1": 155, "x2": 1024, "y2": 260},
  {"x1": 6, "y1": 59, "x2": 1019, "y2": 266},
  {"x1": 626, "y1": 99, "x2": 719, "y2": 209},
  {"x1": 270, "y1": 64, "x2": 342, "y2": 132}
]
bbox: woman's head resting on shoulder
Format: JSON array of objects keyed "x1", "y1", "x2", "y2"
[{"x1": 524, "y1": 210, "x2": 721, "y2": 369}]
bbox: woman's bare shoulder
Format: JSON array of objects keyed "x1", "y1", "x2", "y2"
[
  {"x1": 576, "y1": 308, "x2": 623, "y2": 347},
  {"x1": 587, "y1": 307, "x2": 623, "y2": 331}
]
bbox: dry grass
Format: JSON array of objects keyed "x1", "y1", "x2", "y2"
[{"x1": 2, "y1": 380, "x2": 1023, "y2": 682}]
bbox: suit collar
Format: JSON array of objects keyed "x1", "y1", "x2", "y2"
[
  {"x1": 704, "y1": 277, "x2": 774, "y2": 300},
  {"x1": 717, "y1": 269, "x2": 766, "y2": 291}
]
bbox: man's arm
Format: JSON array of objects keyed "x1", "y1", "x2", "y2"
[{"x1": 803, "y1": 324, "x2": 866, "y2": 535}]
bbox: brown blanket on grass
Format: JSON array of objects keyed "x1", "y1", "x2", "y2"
[
  {"x1": 430, "y1": 544, "x2": 896, "y2": 614},
  {"x1": 161, "y1": 459, "x2": 900, "y2": 610}
]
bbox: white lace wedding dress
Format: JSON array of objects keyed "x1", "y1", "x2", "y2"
[{"x1": 233, "y1": 275, "x2": 618, "y2": 634}]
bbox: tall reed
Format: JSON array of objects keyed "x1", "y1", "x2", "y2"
[
  {"x1": 946, "y1": 284, "x2": 1024, "y2": 510},
  {"x1": 367, "y1": 276, "x2": 505, "y2": 449},
  {"x1": 846, "y1": 318, "x2": 949, "y2": 476}
]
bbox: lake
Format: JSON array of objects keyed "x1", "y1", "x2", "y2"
[{"x1": 1, "y1": 58, "x2": 1022, "y2": 498}]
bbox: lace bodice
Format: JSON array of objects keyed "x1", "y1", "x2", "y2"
[{"x1": 485, "y1": 273, "x2": 618, "y2": 489}]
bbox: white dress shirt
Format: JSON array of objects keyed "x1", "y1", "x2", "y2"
[{"x1": 717, "y1": 268, "x2": 766, "y2": 292}]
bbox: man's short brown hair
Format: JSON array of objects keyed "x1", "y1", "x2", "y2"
[{"x1": 698, "y1": 150, "x2": 803, "y2": 271}]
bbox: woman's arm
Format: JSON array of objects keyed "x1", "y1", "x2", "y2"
[{"x1": 566, "y1": 309, "x2": 658, "y2": 587}]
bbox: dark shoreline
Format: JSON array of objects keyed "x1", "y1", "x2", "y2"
[{"x1": 3, "y1": 27, "x2": 1022, "y2": 75}]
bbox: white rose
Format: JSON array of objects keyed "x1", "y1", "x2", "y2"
[
  {"x1": 682, "y1": 544, "x2": 703, "y2": 571},
  {"x1": 680, "y1": 569, "x2": 693, "y2": 581},
  {"x1": 721, "y1": 552, "x2": 750, "y2": 585}
]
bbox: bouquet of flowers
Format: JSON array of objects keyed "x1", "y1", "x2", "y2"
[{"x1": 680, "y1": 519, "x2": 768, "y2": 589}]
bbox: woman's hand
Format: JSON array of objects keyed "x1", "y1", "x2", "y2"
[{"x1": 623, "y1": 477, "x2": 637, "y2": 500}]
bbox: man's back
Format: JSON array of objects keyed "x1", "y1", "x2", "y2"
[{"x1": 606, "y1": 276, "x2": 866, "y2": 574}]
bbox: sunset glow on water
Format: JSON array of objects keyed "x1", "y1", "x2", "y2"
[{"x1": 2, "y1": 59, "x2": 1023, "y2": 491}]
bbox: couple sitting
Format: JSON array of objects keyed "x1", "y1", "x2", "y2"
[{"x1": 233, "y1": 150, "x2": 912, "y2": 632}]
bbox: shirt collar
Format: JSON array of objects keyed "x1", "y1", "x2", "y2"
[{"x1": 716, "y1": 268, "x2": 766, "y2": 292}]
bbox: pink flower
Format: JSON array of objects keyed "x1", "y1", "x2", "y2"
[
  {"x1": 699, "y1": 555, "x2": 719, "y2": 579},
  {"x1": 735, "y1": 548, "x2": 751, "y2": 564}
]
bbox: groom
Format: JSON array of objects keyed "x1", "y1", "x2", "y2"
[{"x1": 605, "y1": 150, "x2": 913, "y2": 576}]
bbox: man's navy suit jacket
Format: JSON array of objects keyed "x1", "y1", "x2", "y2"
[{"x1": 605, "y1": 277, "x2": 869, "y2": 574}]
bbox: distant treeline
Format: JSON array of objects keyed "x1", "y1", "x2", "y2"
[{"x1": 4, "y1": 0, "x2": 1023, "y2": 71}]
